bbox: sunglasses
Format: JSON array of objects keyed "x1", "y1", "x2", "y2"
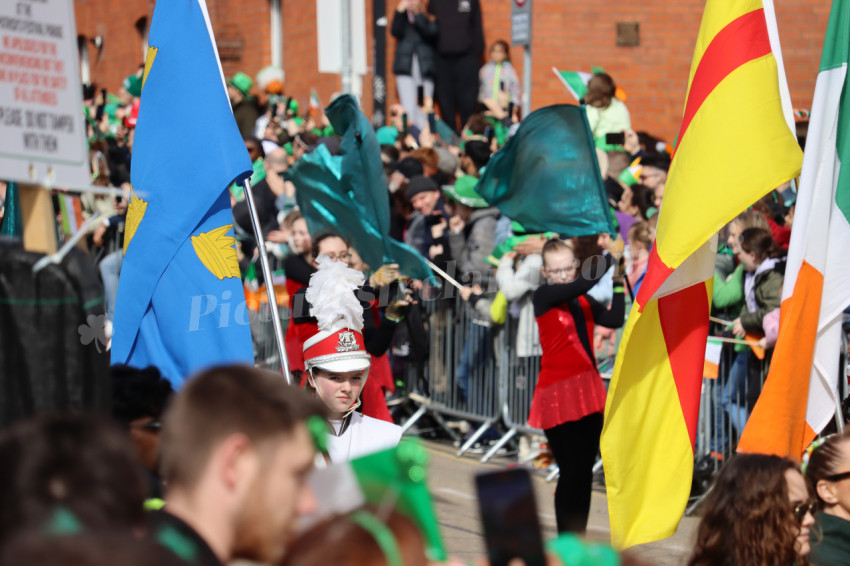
[
  {"x1": 826, "y1": 471, "x2": 850, "y2": 482},
  {"x1": 793, "y1": 500, "x2": 818, "y2": 523}
]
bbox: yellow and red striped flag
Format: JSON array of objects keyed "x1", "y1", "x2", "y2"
[
  {"x1": 600, "y1": 0, "x2": 803, "y2": 548},
  {"x1": 739, "y1": 0, "x2": 850, "y2": 459}
]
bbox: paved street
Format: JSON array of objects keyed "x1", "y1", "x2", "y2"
[{"x1": 424, "y1": 439, "x2": 700, "y2": 565}]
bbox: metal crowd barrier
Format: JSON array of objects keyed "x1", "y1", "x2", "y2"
[
  {"x1": 401, "y1": 294, "x2": 504, "y2": 456},
  {"x1": 247, "y1": 275, "x2": 850, "y2": 486}
]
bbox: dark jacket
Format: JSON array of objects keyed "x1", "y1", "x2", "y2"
[
  {"x1": 810, "y1": 512, "x2": 850, "y2": 566},
  {"x1": 232, "y1": 96, "x2": 260, "y2": 139},
  {"x1": 427, "y1": 0, "x2": 484, "y2": 56},
  {"x1": 404, "y1": 197, "x2": 448, "y2": 258},
  {"x1": 232, "y1": 178, "x2": 279, "y2": 244},
  {"x1": 739, "y1": 262, "x2": 784, "y2": 334},
  {"x1": 391, "y1": 10, "x2": 438, "y2": 78}
]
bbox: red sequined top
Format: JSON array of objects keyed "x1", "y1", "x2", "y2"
[{"x1": 528, "y1": 296, "x2": 607, "y2": 430}]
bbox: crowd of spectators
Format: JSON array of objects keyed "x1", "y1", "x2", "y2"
[{"x1": 3, "y1": 3, "x2": 845, "y2": 563}]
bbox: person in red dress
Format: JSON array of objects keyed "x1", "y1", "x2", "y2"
[{"x1": 530, "y1": 238, "x2": 625, "y2": 533}]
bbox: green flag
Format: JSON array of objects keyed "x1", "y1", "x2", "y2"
[
  {"x1": 475, "y1": 104, "x2": 614, "y2": 238},
  {"x1": 288, "y1": 144, "x2": 432, "y2": 281}
]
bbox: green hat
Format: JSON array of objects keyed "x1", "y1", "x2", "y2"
[
  {"x1": 228, "y1": 72, "x2": 253, "y2": 96},
  {"x1": 122, "y1": 73, "x2": 142, "y2": 98},
  {"x1": 376, "y1": 126, "x2": 399, "y2": 146},
  {"x1": 486, "y1": 232, "x2": 558, "y2": 266},
  {"x1": 443, "y1": 175, "x2": 488, "y2": 208}
]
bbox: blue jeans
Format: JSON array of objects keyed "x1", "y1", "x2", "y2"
[
  {"x1": 99, "y1": 250, "x2": 123, "y2": 322},
  {"x1": 721, "y1": 350, "x2": 751, "y2": 437},
  {"x1": 456, "y1": 321, "x2": 491, "y2": 402}
]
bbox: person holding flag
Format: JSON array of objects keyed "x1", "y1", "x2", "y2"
[
  {"x1": 111, "y1": 0, "x2": 255, "y2": 387},
  {"x1": 600, "y1": 0, "x2": 803, "y2": 548},
  {"x1": 531, "y1": 239, "x2": 625, "y2": 533}
]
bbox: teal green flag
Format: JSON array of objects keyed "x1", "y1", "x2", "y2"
[
  {"x1": 288, "y1": 144, "x2": 431, "y2": 281},
  {"x1": 475, "y1": 104, "x2": 613, "y2": 238},
  {"x1": 289, "y1": 95, "x2": 431, "y2": 280},
  {"x1": 325, "y1": 95, "x2": 394, "y2": 264},
  {"x1": 1, "y1": 181, "x2": 22, "y2": 237}
]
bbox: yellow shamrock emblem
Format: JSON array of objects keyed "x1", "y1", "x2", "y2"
[{"x1": 124, "y1": 191, "x2": 148, "y2": 253}]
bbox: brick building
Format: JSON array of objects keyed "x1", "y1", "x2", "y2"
[{"x1": 74, "y1": 0, "x2": 830, "y2": 141}]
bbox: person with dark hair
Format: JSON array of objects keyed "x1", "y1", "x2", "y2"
[
  {"x1": 803, "y1": 432, "x2": 850, "y2": 565},
  {"x1": 688, "y1": 454, "x2": 815, "y2": 566},
  {"x1": 293, "y1": 131, "x2": 320, "y2": 162},
  {"x1": 460, "y1": 139, "x2": 490, "y2": 176},
  {"x1": 388, "y1": 155, "x2": 424, "y2": 196},
  {"x1": 721, "y1": 227, "x2": 784, "y2": 437},
  {"x1": 111, "y1": 364, "x2": 173, "y2": 498},
  {"x1": 279, "y1": 507, "x2": 428, "y2": 566},
  {"x1": 531, "y1": 240, "x2": 624, "y2": 533},
  {"x1": 584, "y1": 73, "x2": 631, "y2": 148},
  {"x1": 405, "y1": 175, "x2": 449, "y2": 259},
  {"x1": 391, "y1": 0, "x2": 437, "y2": 132},
  {"x1": 732, "y1": 227, "x2": 785, "y2": 338},
  {"x1": 155, "y1": 364, "x2": 327, "y2": 566},
  {"x1": 427, "y1": 0, "x2": 485, "y2": 132},
  {"x1": 0, "y1": 413, "x2": 147, "y2": 548},
  {"x1": 638, "y1": 154, "x2": 669, "y2": 209}
]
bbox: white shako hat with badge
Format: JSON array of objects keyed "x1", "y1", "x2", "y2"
[{"x1": 302, "y1": 255, "x2": 371, "y2": 374}]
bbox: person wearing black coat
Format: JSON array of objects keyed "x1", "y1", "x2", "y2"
[
  {"x1": 427, "y1": 0, "x2": 484, "y2": 132},
  {"x1": 391, "y1": 0, "x2": 437, "y2": 131}
]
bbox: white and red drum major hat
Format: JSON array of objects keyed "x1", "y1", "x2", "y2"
[
  {"x1": 302, "y1": 256, "x2": 371, "y2": 374},
  {"x1": 303, "y1": 319, "x2": 371, "y2": 374}
]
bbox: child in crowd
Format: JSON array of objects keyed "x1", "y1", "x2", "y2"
[
  {"x1": 723, "y1": 227, "x2": 785, "y2": 437},
  {"x1": 478, "y1": 40, "x2": 521, "y2": 111},
  {"x1": 584, "y1": 73, "x2": 631, "y2": 148}
]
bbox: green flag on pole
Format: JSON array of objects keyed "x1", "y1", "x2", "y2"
[{"x1": 474, "y1": 104, "x2": 614, "y2": 238}]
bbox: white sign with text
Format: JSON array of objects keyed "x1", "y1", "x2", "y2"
[{"x1": 0, "y1": 0, "x2": 89, "y2": 187}]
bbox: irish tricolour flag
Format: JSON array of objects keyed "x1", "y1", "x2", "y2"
[
  {"x1": 552, "y1": 68, "x2": 593, "y2": 102},
  {"x1": 739, "y1": 0, "x2": 850, "y2": 458}
]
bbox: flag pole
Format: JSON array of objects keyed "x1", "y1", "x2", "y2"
[
  {"x1": 242, "y1": 178, "x2": 292, "y2": 384},
  {"x1": 423, "y1": 257, "x2": 464, "y2": 291}
]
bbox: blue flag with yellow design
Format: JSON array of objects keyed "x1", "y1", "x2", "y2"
[{"x1": 112, "y1": 0, "x2": 254, "y2": 387}]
